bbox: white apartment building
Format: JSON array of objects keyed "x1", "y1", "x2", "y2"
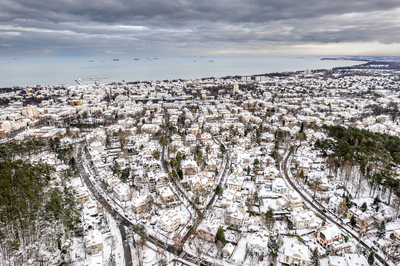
[
  {"x1": 157, "y1": 210, "x2": 181, "y2": 232},
  {"x1": 281, "y1": 242, "x2": 310, "y2": 266},
  {"x1": 226, "y1": 174, "x2": 244, "y2": 191},
  {"x1": 290, "y1": 209, "x2": 317, "y2": 230}
]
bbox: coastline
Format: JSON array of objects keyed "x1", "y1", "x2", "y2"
[{"x1": 0, "y1": 55, "x2": 369, "y2": 88}]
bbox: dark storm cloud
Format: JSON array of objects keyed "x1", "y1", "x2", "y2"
[{"x1": 0, "y1": 0, "x2": 400, "y2": 55}]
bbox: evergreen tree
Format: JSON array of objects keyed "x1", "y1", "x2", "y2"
[
  {"x1": 361, "y1": 202, "x2": 368, "y2": 212},
  {"x1": 310, "y1": 247, "x2": 320, "y2": 266},
  {"x1": 315, "y1": 139, "x2": 321, "y2": 148},
  {"x1": 368, "y1": 251, "x2": 375, "y2": 265},
  {"x1": 350, "y1": 215, "x2": 357, "y2": 227},
  {"x1": 215, "y1": 185, "x2": 223, "y2": 196},
  {"x1": 220, "y1": 144, "x2": 226, "y2": 154},
  {"x1": 268, "y1": 236, "x2": 281, "y2": 253},
  {"x1": 177, "y1": 168, "x2": 183, "y2": 180},
  {"x1": 299, "y1": 169, "x2": 305, "y2": 180},
  {"x1": 373, "y1": 195, "x2": 380, "y2": 205},
  {"x1": 120, "y1": 168, "x2": 130, "y2": 182},
  {"x1": 112, "y1": 160, "x2": 121, "y2": 176},
  {"x1": 158, "y1": 259, "x2": 167, "y2": 266},
  {"x1": 325, "y1": 246, "x2": 332, "y2": 256},
  {"x1": 377, "y1": 221, "x2": 386, "y2": 239},
  {"x1": 287, "y1": 218, "x2": 294, "y2": 230},
  {"x1": 216, "y1": 226, "x2": 226, "y2": 245},
  {"x1": 266, "y1": 208, "x2": 274, "y2": 220},
  {"x1": 106, "y1": 136, "x2": 111, "y2": 148}
]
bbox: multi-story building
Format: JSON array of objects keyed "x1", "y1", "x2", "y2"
[
  {"x1": 290, "y1": 209, "x2": 317, "y2": 230},
  {"x1": 157, "y1": 210, "x2": 181, "y2": 232},
  {"x1": 246, "y1": 230, "x2": 269, "y2": 256},
  {"x1": 131, "y1": 194, "x2": 148, "y2": 214},
  {"x1": 113, "y1": 183, "x2": 131, "y2": 202},
  {"x1": 281, "y1": 242, "x2": 310, "y2": 266},
  {"x1": 287, "y1": 190, "x2": 304, "y2": 209},
  {"x1": 225, "y1": 201, "x2": 248, "y2": 227},
  {"x1": 226, "y1": 174, "x2": 244, "y2": 191},
  {"x1": 147, "y1": 171, "x2": 168, "y2": 192},
  {"x1": 316, "y1": 224, "x2": 342, "y2": 249},
  {"x1": 181, "y1": 158, "x2": 198, "y2": 175},
  {"x1": 159, "y1": 187, "x2": 174, "y2": 203}
]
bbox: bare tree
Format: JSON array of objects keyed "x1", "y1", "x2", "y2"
[
  {"x1": 245, "y1": 190, "x2": 255, "y2": 213},
  {"x1": 133, "y1": 238, "x2": 146, "y2": 266},
  {"x1": 190, "y1": 230, "x2": 215, "y2": 266}
]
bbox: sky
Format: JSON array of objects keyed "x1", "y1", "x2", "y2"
[{"x1": 1, "y1": 0, "x2": 400, "y2": 56}]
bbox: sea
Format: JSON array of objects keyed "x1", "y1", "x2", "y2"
[{"x1": 0, "y1": 55, "x2": 364, "y2": 88}]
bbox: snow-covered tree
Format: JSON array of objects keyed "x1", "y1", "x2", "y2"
[
  {"x1": 377, "y1": 221, "x2": 386, "y2": 239},
  {"x1": 310, "y1": 247, "x2": 320, "y2": 266}
]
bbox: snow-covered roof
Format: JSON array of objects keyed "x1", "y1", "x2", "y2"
[
  {"x1": 320, "y1": 224, "x2": 341, "y2": 241},
  {"x1": 283, "y1": 242, "x2": 310, "y2": 262}
]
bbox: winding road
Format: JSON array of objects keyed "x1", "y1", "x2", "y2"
[
  {"x1": 77, "y1": 141, "x2": 230, "y2": 266},
  {"x1": 281, "y1": 147, "x2": 390, "y2": 266}
]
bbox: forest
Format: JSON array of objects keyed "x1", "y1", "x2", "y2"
[
  {"x1": 0, "y1": 141, "x2": 82, "y2": 265},
  {"x1": 315, "y1": 125, "x2": 400, "y2": 209}
]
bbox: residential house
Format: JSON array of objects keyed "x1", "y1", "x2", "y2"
[
  {"x1": 147, "y1": 171, "x2": 168, "y2": 192},
  {"x1": 316, "y1": 224, "x2": 342, "y2": 249},
  {"x1": 247, "y1": 230, "x2": 269, "y2": 256},
  {"x1": 85, "y1": 229, "x2": 103, "y2": 255},
  {"x1": 222, "y1": 243, "x2": 235, "y2": 257},
  {"x1": 287, "y1": 190, "x2": 304, "y2": 209},
  {"x1": 226, "y1": 174, "x2": 244, "y2": 191},
  {"x1": 345, "y1": 208, "x2": 372, "y2": 229},
  {"x1": 113, "y1": 183, "x2": 131, "y2": 202},
  {"x1": 181, "y1": 158, "x2": 198, "y2": 175},
  {"x1": 131, "y1": 194, "x2": 148, "y2": 214},
  {"x1": 157, "y1": 210, "x2": 181, "y2": 232},
  {"x1": 290, "y1": 209, "x2": 318, "y2": 230},
  {"x1": 281, "y1": 242, "x2": 310, "y2": 266},
  {"x1": 272, "y1": 178, "x2": 287, "y2": 194},
  {"x1": 159, "y1": 187, "x2": 174, "y2": 203},
  {"x1": 225, "y1": 201, "x2": 248, "y2": 227}
]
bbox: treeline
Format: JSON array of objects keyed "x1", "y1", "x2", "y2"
[
  {"x1": 0, "y1": 140, "x2": 46, "y2": 160},
  {"x1": 0, "y1": 146, "x2": 81, "y2": 264},
  {"x1": 317, "y1": 125, "x2": 400, "y2": 165}
]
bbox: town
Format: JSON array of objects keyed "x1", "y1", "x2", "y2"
[{"x1": 1, "y1": 65, "x2": 400, "y2": 266}]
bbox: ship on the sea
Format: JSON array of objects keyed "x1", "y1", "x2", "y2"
[
  {"x1": 134, "y1": 58, "x2": 140, "y2": 60},
  {"x1": 113, "y1": 59, "x2": 119, "y2": 61}
]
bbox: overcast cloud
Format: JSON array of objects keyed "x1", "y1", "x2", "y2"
[{"x1": 0, "y1": 0, "x2": 400, "y2": 55}]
